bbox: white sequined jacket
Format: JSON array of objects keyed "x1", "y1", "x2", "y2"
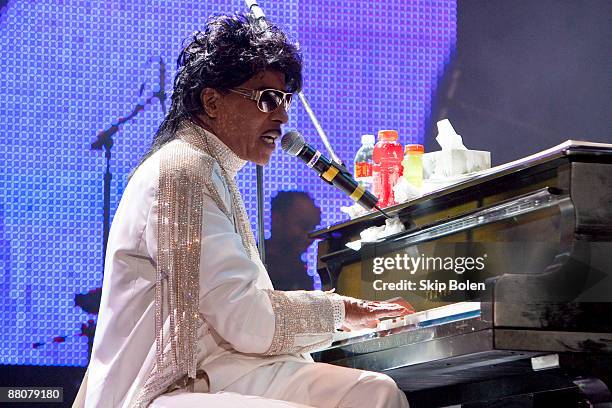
[{"x1": 84, "y1": 123, "x2": 344, "y2": 408}]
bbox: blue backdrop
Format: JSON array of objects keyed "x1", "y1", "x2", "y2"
[{"x1": 0, "y1": 0, "x2": 455, "y2": 366}]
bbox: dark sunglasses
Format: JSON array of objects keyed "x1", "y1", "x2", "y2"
[{"x1": 228, "y1": 87, "x2": 293, "y2": 113}]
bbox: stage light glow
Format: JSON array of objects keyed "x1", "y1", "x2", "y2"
[{"x1": 0, "y1": 0, "x2": 455, "y2": 366}]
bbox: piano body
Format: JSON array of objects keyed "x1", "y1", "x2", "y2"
[{"x1": 310, "y1": 141, "x2": 612, "y2": 407}]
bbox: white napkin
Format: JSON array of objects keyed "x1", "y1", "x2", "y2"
[
  {"x1": 340, "y1": 203, "x2": 368, "y2": 219},
  {"x1": 346, "y1": 216, "x2": 406, "y2": 250},
  {"x1": 436, "y1": 119, "x2": 467, "y2": 150}
]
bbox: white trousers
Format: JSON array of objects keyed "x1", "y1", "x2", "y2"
[{"x1": 151, "y1": 361, "x2": 409, "y2": 408}]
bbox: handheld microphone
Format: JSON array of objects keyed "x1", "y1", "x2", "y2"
[{"x1": 281, "y1": 131, "x2": 380, "y2": 211}]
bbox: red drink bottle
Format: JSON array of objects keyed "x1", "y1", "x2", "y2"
[{"x1": 372, "y1": 130, "x2": 403, "y2": 207}]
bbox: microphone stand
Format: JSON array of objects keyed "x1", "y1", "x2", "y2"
[
  {"x1": 245, "y1": 1, "x2": 391, "y2": 223},
  {"x1": 297, "y1": 92, "x2": 342, "y2": 164},
  {"x1": 90, "y1": 59, "x2": 166, "y2": 272},
  {"x1": 293, "y1": 95, "x2": 396, "y2": 221},
  {"x1": 246, "y1": 1, "x2": 342, "y2": 164},
  {"x1": 245, "y1": 0, "x2": 270, "y2": 264},
  {"x1": 246, "y1": 0, "x2": 349, "y2": 265},
  {"x1": 91, "y1": 130, "x2": 114, "y2": 271},
  {"x1": 256, "y1": 166, "x2": 266, "y2": 265}
]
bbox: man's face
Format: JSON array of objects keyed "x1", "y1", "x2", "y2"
[
  {"x1": 205, "y1": 70, "x2": 289, "y2": 165},
  {"x1": 273, "y1": 196, "x2": 321, "y2": 254}
]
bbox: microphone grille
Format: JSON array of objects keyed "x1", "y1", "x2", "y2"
[{"x1": 281, "y1": 131, "x2": 305, "y2": 156}]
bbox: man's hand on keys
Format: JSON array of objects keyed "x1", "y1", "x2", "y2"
[{"x1": 341, "y1": 296, "x2": 415, "y2": 331}]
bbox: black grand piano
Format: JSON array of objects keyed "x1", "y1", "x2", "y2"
[{"x1": 310, "y1": 141, "x2": 612, "y2": 408}]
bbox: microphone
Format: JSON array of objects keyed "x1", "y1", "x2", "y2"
[{"x1": 281, "y1": 131, "x2": 379, "y2": 211}]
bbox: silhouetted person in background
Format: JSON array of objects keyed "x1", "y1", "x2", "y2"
[{"x1": 265, "y1": 191, "x2": 321, "y2": 290}]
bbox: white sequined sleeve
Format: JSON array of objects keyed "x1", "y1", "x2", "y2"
[
  {"x1": 328, "y1": 293, "x2": 346, "y2": 330},
  {"x1": 262, "y1": 290, "x2": 343, "y2": 355},
  {"x1": 196, "y1": 180, "x2": 340, "y2": 356}
]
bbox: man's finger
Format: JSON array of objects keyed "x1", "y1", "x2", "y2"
[
  {"x1": 363, "y1": 319, "x2": 379, "y2": 329},
  {"x1": 385, "y1": 297, "x2": 416, "y2": 313},
  {"x1": 373, "y1": 306, "x2": 410, "y2": 319}
]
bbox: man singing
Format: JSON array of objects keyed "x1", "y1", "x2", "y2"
[{"x1": 82, "y1": 12, "x2": 410, "y2": 408}]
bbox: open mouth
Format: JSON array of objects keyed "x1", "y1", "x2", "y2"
[{"x1": 260, "y1": 130, "x2": 280, "y2": 146}]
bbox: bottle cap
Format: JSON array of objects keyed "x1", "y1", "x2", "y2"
[
  {"x1": 361, "y1": 134, "x2": 375, "y2": 145},
  {"x1": 378, "y1": 130, "x2": 398, "y2": 141},
  {"x1": 405, "y1": 144, "x2": 424, "y2": 154}
]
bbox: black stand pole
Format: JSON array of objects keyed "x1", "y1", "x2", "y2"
[
  {"x1": 102, "y1": 140, "x2": 113, "y2": 270},
  {"x1": 256, "y1": 164, "x2": 266, "y2": 266},
  {"x1": 91, "y1": 128, "x2": 115, "y2": 274},
  {"x1": 90, "y1": 57, "x2": 166, "y2": 274},
  {"x1": 91, "y1": 92, "x2": 161, "y2": 273}
]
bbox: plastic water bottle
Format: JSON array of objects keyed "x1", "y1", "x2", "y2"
[
  {"x1": 372, "y1": 130, "x2": 403, "y2": 207},
  {"x1": 354, "y1": 134, "x2": 375, "y2": 192}
]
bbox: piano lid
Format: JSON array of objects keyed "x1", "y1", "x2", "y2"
[{"x1": 310, "y1": 140, "x2": 612, "y2": 240}]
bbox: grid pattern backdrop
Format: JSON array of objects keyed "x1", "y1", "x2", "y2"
[{"x1": 0, "y1": 0, "x2": 455, "y2": 366}]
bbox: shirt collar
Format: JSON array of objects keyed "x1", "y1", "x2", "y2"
[{"x1": 179, "y1": 120, "x2": 247, "y2": 179}]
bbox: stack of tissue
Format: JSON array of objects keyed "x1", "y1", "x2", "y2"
[{"x1": 423, "y1": 119, "x2": 491, "y2": 179}]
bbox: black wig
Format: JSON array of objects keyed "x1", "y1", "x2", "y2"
[{"x1": 133, "y1": 12, "x2": 302, "y2": 173}]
